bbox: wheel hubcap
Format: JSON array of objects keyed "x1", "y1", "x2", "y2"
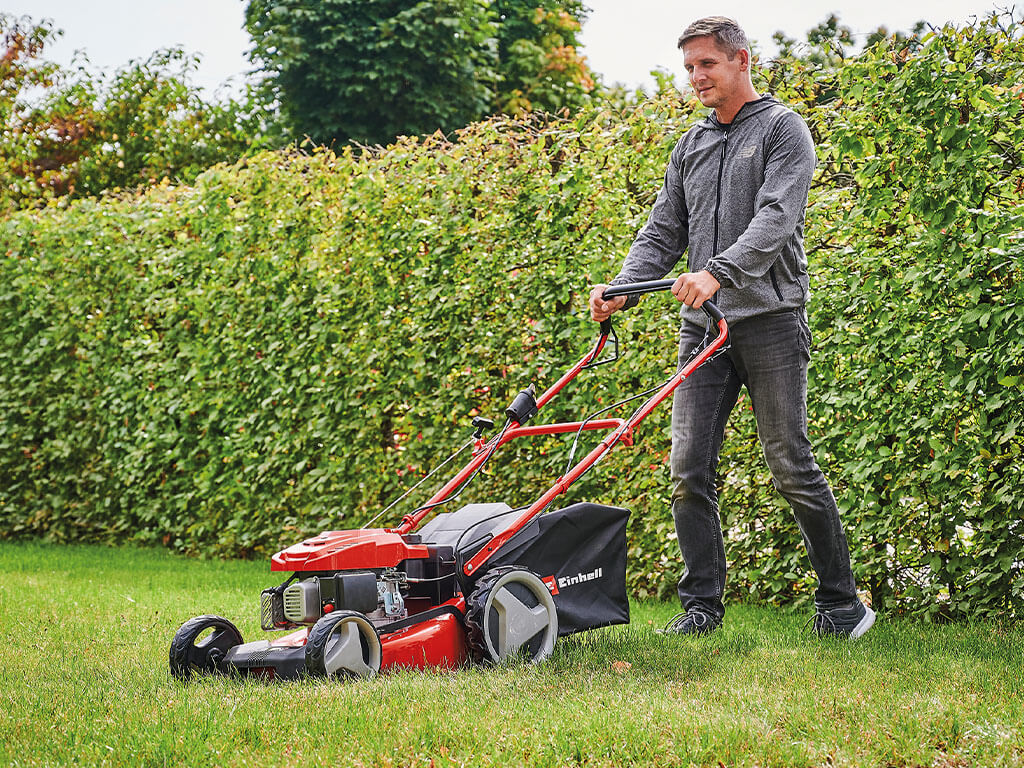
[
  {"x1": 491, "y1": 585, "x2": 553, "y2": 658},
  {"x1": 323, "y1": 618, "x2": 380, "y2": 678}
]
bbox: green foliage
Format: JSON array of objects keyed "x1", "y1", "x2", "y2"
[
  {"x1": 245, "y1": 0, "x2": 499, "y2": 147},
  {"x1": 491, "y1": 0, "x2": 596, "y2": 115},
  {"x1": 770, "y1": 14, "x2": 927, "y2": 68},
  {"x1": 1, "y1": 14, "x2": 1022, "y2": 619},
  {"x1": 773, "y1": 14, "x2": 857, "y2": 65},
  {"x1": 0, "y1": 14, "x2": 264, "y2": 213},
  {"x1": 68, "y1": 50, "x2": 267, "y2": 198},
  {"x1": 762, "y1": 15, "x2": 926, "y2": 107},
  {"x1": 243, "y1": 0, "x2": 600, "y2": 147},
  {"x1": 806, "y1": 15, "x2": 1024, "y2": 619}
]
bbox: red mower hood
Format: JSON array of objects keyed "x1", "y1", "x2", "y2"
[{"x1": 271, "y1": 529, "x2": 431, "y2": 573}]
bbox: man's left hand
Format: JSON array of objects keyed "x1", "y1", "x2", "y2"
[{"x1": 672, "y1": 270, "x2": 721, "y2": 309}]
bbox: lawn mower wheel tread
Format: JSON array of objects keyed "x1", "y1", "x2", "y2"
[
  {"x1": 465, "y1": 565, "x2": 557, "y2": 664},
  {"x1": 169, "y1": 614, "x2": 243, "y2": 680},
  {"x1": 304, "y1": 610, "x2": 382, "y2": 679}
]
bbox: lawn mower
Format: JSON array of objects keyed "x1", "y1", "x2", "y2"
[{"x1": 169, "y1": 280, "x2": 728, "y2": 680}]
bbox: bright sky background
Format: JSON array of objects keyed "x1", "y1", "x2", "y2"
[{"x1": 3, "y1": 0, "x2": 1011, "y2": 97}]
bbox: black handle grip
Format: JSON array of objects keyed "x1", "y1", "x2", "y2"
[
  {"x1": 601, "y1": 280, "x2": 724, "y2": 324},
  {"x1": 601, "y1": 279, "x2": 674, "y2": 299},
  {"x1": 701, "y1": 301, "x2": 725, "y2": 324}
]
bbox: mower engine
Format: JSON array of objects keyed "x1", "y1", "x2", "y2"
[
  {"x1": 260, "y1": 571, "x2": 381, "y2": 629},
  {"x1": 260, "y1": 566, "x2": 434, "y2": 630}
]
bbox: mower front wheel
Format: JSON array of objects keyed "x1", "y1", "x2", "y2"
[
  {"x1": 305, "y1": 611, "x2": 382, "y2": 679},
  {"x1": 169, "y1": 614, "x2": 243, "y2": 680},
  {"x1": 466, "y1": 566, "x2": 558, "y2": 664}
]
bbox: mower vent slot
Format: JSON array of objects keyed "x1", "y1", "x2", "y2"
[
  {"x1": 283, "y1": 580, "x2": 321, "y2": 624},
  {"x1": 260, "y1": 588, "x2": 286, "y2": 630}
]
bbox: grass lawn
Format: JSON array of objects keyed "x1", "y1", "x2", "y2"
[{"x1": 0, "y1": 541, "x2": 1021, "y2": 767}]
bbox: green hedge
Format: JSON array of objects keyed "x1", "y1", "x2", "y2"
[{"x1": 2, "y1": 17, "x2": 1022, "y2": 618}]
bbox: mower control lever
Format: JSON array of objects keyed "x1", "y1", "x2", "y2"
[
  {"x1": 601, "y1": 279, "x2": 724, "y2": 324},
  {"x1": 471, "y1": 417, "x2": 495, "y2": 439}
]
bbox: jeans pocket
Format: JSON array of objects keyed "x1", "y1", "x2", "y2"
[{"x1": 796, "y1": 310, "x2": 811, "y2": 361}]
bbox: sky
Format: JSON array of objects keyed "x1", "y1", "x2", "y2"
[{"x1": 3, "y1": 0, "x2": 1012, "y2": 97}]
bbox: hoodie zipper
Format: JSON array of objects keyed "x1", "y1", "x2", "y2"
[
  {"x1": 708, "y1": 125, "x2": 729, "y2": 307},
  {"x1": 712, "y1": 106, "x2": 785, "y2": 304},
  {"x1": 712, "y1": 125, "x2": 729, "y2": 258}
]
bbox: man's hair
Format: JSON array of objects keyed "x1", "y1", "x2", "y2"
[{"x1": 677, "y1": 17, "x2": 750, "y2": 59}]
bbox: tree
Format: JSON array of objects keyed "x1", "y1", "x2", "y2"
[
  {"x1": 769, "y1": 15, "x2": 927, "y2": 74},
  {"x1": 244, "y1": 1, "x2": 601, "y2": 147},
  {"x1": 1, "y1": 14, "x2": 79, "y2": 206},
  {"x1": 68, "y1": 49, "x2": 267, "y2": 196},
  {"x1": 491, "y1": 0, "x2": 595, "y2": 115},
  {"x1": 761, "y1": 14, "x2": 926, "y2": 107},
  {"x1": 245, "y1": 0, "x2": 498, "y2": 147},
  {"x1": 1, "y1": 13, "x2": 264, "y2": 213}
]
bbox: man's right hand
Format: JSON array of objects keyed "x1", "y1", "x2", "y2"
[{"x1": 589, "y1": 284, "x2": 627, "y2": 322}]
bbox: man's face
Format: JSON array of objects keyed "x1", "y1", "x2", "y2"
[{"x1": 682, "y1": 35, "x2": 747, "y2": 111}]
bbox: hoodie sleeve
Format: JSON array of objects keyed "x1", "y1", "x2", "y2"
[
  {"x1": 611, "y1": 136, "x2": 690, "y2": 289},
  {"x1": 704, "y1": 111, "x2": 815, "y2": 290}
]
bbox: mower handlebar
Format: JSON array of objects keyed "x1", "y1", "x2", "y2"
[{"x1": 600, "y1": 280, "x2": 725, "y2": 325}]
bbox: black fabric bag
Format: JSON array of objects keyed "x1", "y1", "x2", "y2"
[{"x1": 485, "y1": 502, "x2": 630, "y2": 636}]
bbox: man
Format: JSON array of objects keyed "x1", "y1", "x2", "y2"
[{"x1": 589, "y1": 17, "x2": 874, "y2": 639}]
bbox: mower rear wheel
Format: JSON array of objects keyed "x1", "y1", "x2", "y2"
[
  {"x1": 305, "y1": 611, "x2": 382, "y2": 679},
  {"x1": 466, "y1": 566, "x2": 558, "y2": 664},
  {"x1": 169, "y1": 614, "x2": 243, "y2": 680}
]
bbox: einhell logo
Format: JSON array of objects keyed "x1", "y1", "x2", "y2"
[
  {"x1": 560, "y1": 567, "x2": 603, "y2": 589},
  {"x1": 542, "y1": 567, "x2": 604, "y2": 595}
]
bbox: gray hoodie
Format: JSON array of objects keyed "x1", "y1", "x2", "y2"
[{"x1": 611, "y1": 96, "x2": 816, "y2": 326}]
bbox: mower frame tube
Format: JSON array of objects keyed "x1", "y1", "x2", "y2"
[
  {"x1": 463, "y1": 290, "x2": 727, "y2": 577},
  {"x1": 394, "y1": 329, "x2": 615, "y2": 535}
]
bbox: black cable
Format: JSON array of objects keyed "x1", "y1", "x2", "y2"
[
  {"x1": 361, "y1": 436, "x2": 476, "y2": 529},
  {"x1": 562, "y1": 323, "x2": 717, "y2": 475},
  {"x1": 405, "y1": 573, "x2": 460, "y2": 584},
  {"x1": 451, "y1": 505, "x2": 530, "y2": 561},
  {"x1": 561, "y1": 381, "x2": 669, "y2": 475},
  {"x1": 407, "y1": 419, "x2": 514, "y2": 519},
  {"x1": 557, "y1": 322, "x2": 730, "y2": 494}
]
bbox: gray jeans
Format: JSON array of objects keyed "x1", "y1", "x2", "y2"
[{"x1": 670, "y1": 308, "x2": 858, "y2": 619}]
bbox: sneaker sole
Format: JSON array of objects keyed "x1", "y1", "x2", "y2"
[
  {"x1": 849, "y1": 606, "x2": 876, "y2": 639},
  {"x1": 655, "y1": 626, "x2": 719, "y2": 636}
]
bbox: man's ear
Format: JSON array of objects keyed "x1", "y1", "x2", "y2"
[{"x1": 737, "y1": 48, "x2": 751, "y2": 71}]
